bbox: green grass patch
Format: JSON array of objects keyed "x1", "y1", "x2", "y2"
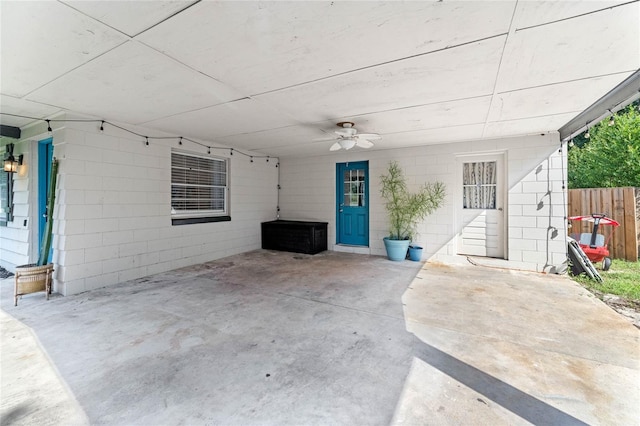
[{"x1": 571, "y1": 259, "x2": 640, "y2": 301}]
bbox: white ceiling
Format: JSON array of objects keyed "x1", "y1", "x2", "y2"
[{"x1": 1, "y1": 1, "x2": 638, "y2": 158}]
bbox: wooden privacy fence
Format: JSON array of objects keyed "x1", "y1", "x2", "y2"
[{"x1": 567, "y1": 187, "x2": 639, "y2": 261}]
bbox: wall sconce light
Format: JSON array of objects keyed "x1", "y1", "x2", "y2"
[{"x1": 3, "y1": 143, "x2": 23, "y2": 173}]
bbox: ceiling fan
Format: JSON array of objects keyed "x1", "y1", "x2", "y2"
[{"x1": 316, "y1": 122, "x2": 381, "y2": 151}]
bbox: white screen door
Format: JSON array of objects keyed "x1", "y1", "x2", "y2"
[{"x1": 457, "y1": 155, "x2": 505, "y2": 258}]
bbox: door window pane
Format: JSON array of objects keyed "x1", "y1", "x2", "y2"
[
  {"x1": 342, "y1": 169, "x2": 366, "y2": 207},
  {"x1": 463, "y1": 161, "x2": 496, "y2": 209}
]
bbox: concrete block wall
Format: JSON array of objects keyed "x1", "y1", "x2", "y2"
[
  {"x1": 506, "y1": 139, "x2": 568, "y2": 271},
  {"x1": 0, "y1": 115, "x2": 278, "y2": 295},
  {"x1": 279, "y1": 133, "x2": 567, "y2": 272},
  {"x1": 1, "y1": 116, "x2": 566, "y2": 294}
]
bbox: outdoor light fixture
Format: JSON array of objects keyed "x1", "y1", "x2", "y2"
[
  {"x1": 3, "y1": 144, "x2": 23, "y2": 173},
  {"x1": 338, "y1": 138, "x2": 357, "y2": 150}
]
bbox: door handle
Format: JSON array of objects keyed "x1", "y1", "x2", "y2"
[
  {"x1": 498, "y1": 207, "x2": 503, "y2": 211},
  {"x1": 339, "y1": 209, "x2": 343, "y2": 213}
]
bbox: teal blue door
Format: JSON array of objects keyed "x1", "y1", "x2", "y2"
[
  {"x1": 336, "y1": 161, "x2": 369, "y2": 246},
  {"x1": 38, "y1": 138, "x2": 53, "y2": 261}
]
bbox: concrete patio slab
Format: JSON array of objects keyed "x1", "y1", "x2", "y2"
[{"x1": 1, "y1": 250, "x2": 638, "y2": 425}]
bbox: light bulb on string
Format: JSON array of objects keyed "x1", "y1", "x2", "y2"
[
  {"x1": 608, "y1": 110, "x2": 615, "y2": 126},
  {"x1": 266, "y1": 157, "x2": 270, "y2": 163},
  {"x1": 207, "y1": 146, "x2": 211, "y2": 154},
  {"x1": 179, "y1": 137, "x2": 183, "y2": 145},
  {"x1": 100, "y1": 121, "x2": 104, "y2": 132},
  {"x1": 145, "y1": 137, "x2": 149, "y2": 146},
  {"x1": 230, "y1": 149, "x2": 234, "y2": 156},
  {"x1": 584, "y1": 123, "x2": 590, "y2": 139},
  {"x1": 46, "y1": 120, "x2": 52, "y2": 133},
  {"x1": 250, "y1": 156, "x2": 254, "y2": 163}
]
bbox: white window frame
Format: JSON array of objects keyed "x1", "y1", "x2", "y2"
[{"x1": 171, "y1": 150, "x2": 229, "y2": 223}]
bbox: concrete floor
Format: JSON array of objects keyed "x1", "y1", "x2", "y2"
[{"x1": 1, "y1": 250, "x2": 638, "y2": 425}]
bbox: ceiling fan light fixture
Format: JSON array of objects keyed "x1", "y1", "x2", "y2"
[
  {"x1": 336, "y1": 122, "x2": 357, "y2": 137},
  {"x1": 339, "y1": 138, "x2": 356, "y2": 150},
  {"x1": 325, "y1": 122, "x2": 380, "y2": 151}
]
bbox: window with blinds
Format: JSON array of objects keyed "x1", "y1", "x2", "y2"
[{"x1": 171, "y1": 151, "x2": 228, "y2": 219}]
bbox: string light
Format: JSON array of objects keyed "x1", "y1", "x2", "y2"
[
  {"x1": 0, "y1": 112, "x2": 277, "y2": 164},
  {"x1": 608, "y1": 110, "x2": 615, "y2": 126},
  {"x1": 584, "y1": 122, "x2": 590, "y2": 139}
]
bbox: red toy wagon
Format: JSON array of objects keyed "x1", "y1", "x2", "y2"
[{"x1": 569, "y1": 214, "x2": 619, "y2": 271}]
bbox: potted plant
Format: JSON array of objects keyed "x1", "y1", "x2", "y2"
[{"x1": 380, "y1": 161, "x2": 445, "y2": 261}]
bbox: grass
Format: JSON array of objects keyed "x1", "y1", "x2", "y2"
[{"x1": 571, "y1": 259, "x2": 640, "y2": 301}]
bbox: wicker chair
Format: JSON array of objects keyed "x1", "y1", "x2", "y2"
[{"x1": 14, "y1": 264, "x2": 54, "y2": 306}]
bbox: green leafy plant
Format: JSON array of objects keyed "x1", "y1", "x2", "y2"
[
  {"x1": 380, "y1": 161, "x2": 445, "y2": 240},
  {"x1": 568, "y1": 102, "x2": 640, "y2": 189}
]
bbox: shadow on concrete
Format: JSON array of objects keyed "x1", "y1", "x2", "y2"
[{"x1": 412, "y1": 338, "x2": 588, "y2": 425}]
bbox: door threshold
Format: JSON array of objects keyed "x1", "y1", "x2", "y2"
[
  {"x1": 334, "y1": 245, "x2": 371, "y2": 255},
  {"x1": 464, "y1": 255, "x2": 511, "y2": 269}
]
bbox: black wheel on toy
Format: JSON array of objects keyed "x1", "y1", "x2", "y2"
[{"x1": 603, "y1": 257, "x2": 612, "y2": 271}]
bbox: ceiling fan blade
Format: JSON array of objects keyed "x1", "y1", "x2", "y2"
[
  {"x1": 355, "y1": 139, "x2": 374, "y2": 149},
  {"x1": 357, "y1": 133, "x2": 381, "y2": 141},
  {"x1": 329, "y1": 142, "x2": 343, "y2": 151}
]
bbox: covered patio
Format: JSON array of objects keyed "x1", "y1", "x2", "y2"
[{"x1": 2, "y1": 251, "x2": 638, "y2": 425}]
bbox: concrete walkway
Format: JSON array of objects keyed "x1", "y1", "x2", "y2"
[{"x1": 1, "y1": 250, "x2": 638, "y2": 425}]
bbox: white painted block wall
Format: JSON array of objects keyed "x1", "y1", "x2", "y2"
[
  {"x1": 0, "y1": 116, "x2": 278, "y2": 295},
  {"x1": 1, "y1": 120, "x2": 565, "y2": 296},
  {"x1": 279, "y1": 133, "x2": 567, "y2": 272}
]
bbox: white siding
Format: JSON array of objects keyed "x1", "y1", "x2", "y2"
[
  {"x1": 279, "y1": 133, "x2": 567, "y2": 273},
  {"x1": 0, "y1": 141, "x2": 34, "y2": 270}
]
